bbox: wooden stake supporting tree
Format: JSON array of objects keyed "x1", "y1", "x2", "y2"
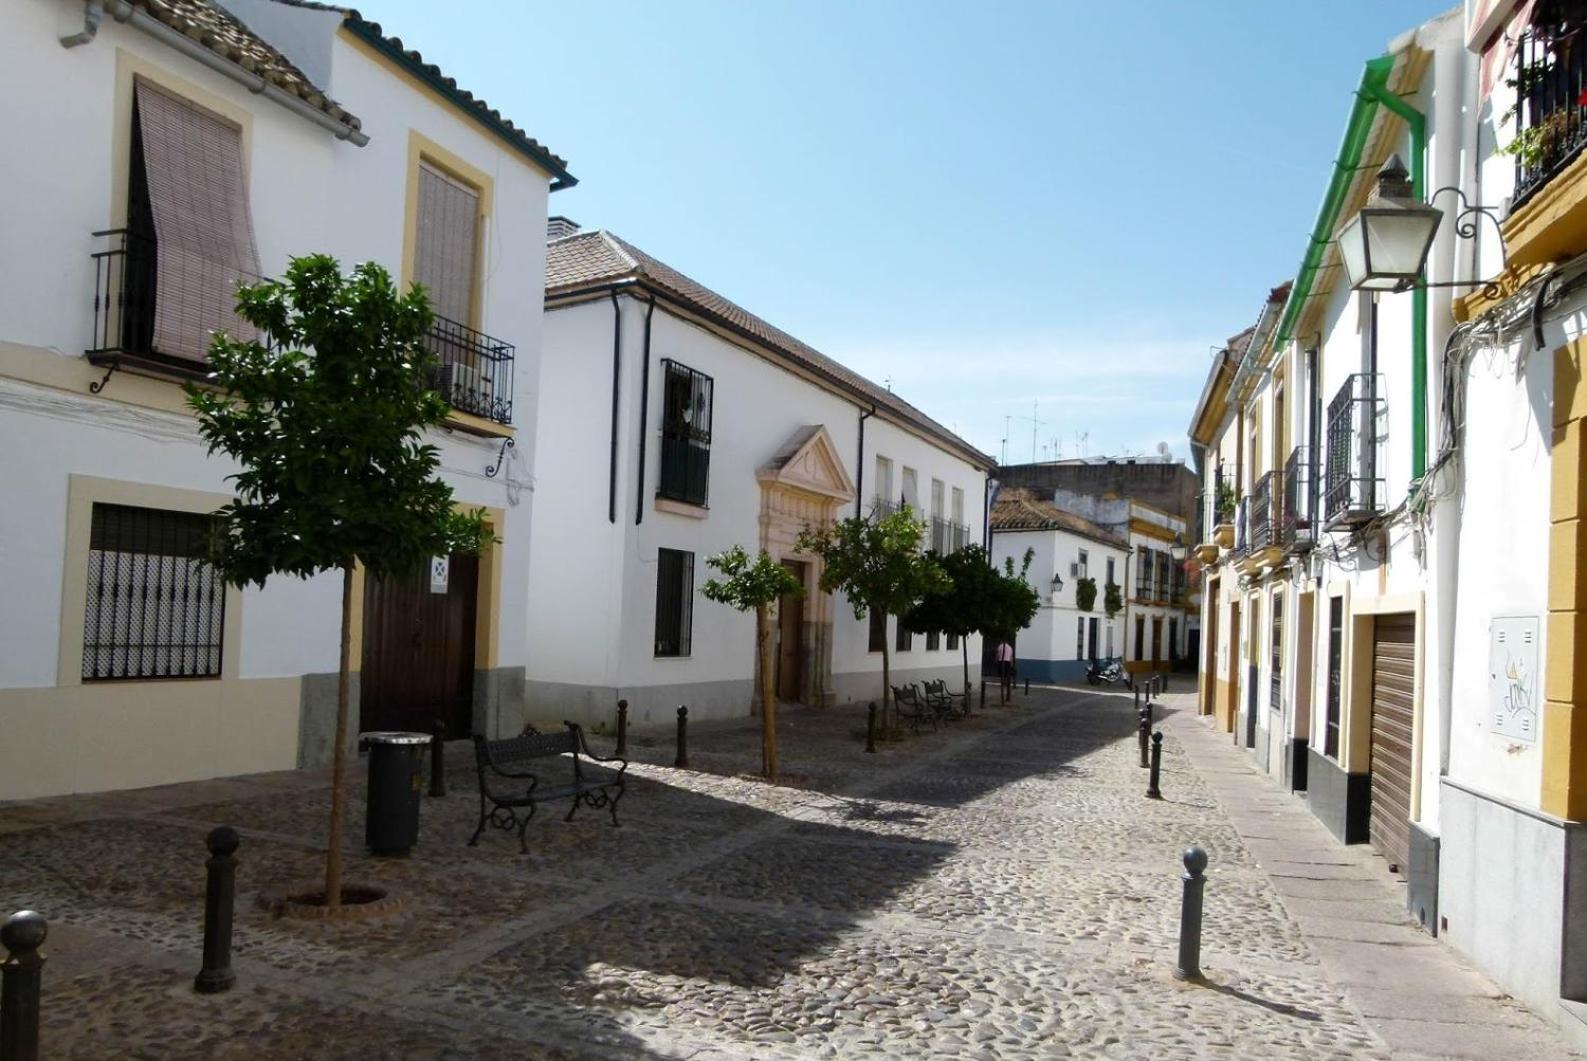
[
  {"x1": 797, "y1": 510, "x2": 948, "y2": 736},
  {"x1": 701, "y1": 546, "x2": 804, "y2": 780},
  {"x1": 187, "y1": 256, "x2": 490, "y2": 914}
]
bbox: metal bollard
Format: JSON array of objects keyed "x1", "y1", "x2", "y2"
[
  {"x1": 1134, "y1": 685, "x2": 1140, "y2": 711},
  {"x1": 1174, "y1": 847, "x2": 1208, "y2": 981},
  {"x1": 615, "y1": 699, "x2": 629, "y2": 758},
  {"x1": 674, "y1": 705, "x2": 689, "y2": 769},
  {"x1": 194, "y1": 827, "x2": 238, "y2": 994},
  {"x1": 979, "y1": 680, "x2": 986, "y2": 710},
  {"x1": 1160, "y1": 672, "x2": 1169, "y2": 693},
  {"x1": 1147, "y1": 732, "x2": 1164, "y2": 799},
  {"x1": 1138, "y1": 710, "x2": 1150, "y2": 768},
  {"x1": 865, "y1": 702, "x2": 878, "y2": 754},
  {"x1": 428, "y1": 719, "x2": 446, "y2": 798},
  {"x1": 1023, "y1": 678, "x2": 1030, "y2": 696},
  {"x1": 1, "y1": 911, "x2": 46, "y2": 1061}
]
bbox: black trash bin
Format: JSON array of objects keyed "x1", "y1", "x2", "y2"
[{"x1": 360, "y1": 731, "x2": 429, "y2": 856}]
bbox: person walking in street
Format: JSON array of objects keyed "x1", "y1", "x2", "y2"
[{"x1": 996, "y1": 639, "x2": 1014, "y2": 702}]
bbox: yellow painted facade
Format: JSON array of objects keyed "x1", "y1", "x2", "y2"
[{"x1": 1544, "y1": 338, "x2": 1587, "y2": 819}]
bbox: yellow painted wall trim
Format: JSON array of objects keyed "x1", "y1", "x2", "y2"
[
  {"x1": 400, "y1": 128, "x2": 494, "y2": 330},
  {"x1": 1544, "y1": 341, "x2": 1587, "y2": 818},
  {"x1": 445, "y1": 410, "x2": 514, "y2": 438},
  {"x1": 1129, "y1": 519, "x2": 1180, "y2": 543},
  {"x1": 1502, "y1": 148, "x2": 1587, "y2": 270},
  {"x1": 1452, "y1": 261, "x2": 1549, "y2": 323}
]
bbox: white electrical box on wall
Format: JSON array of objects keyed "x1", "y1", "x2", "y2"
[{"x1": 1488, "y1": 616, "x2": 1539, "y2": 742}]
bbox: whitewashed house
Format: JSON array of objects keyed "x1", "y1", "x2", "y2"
[
  {"x1": 0, "y1": 0, "x2": 571, "y2": 799},
  {"x1": 989, "y1": 490, "x2": 1130, "y2": 683},
  {"x1": 529, "y1": 221, "x2": 994, "y2": 725}
]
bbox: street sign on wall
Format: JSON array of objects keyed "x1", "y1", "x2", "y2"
[{"x1": 429, "y1": 555, "x2": 450, "y2": 595}]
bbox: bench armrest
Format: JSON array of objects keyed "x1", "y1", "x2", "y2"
[{"x1": 570, "y1": 724, "x2": 629, "y2": 775}]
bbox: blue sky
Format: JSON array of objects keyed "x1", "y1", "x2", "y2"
[{"x1": 354, "y1": 0, "x2": 1441, "y2": 462}]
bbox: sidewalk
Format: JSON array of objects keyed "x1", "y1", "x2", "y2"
[{"x1": 1165, "y1": 692, "x2": 1580, "y2": 1060}]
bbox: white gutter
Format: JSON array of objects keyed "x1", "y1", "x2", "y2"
[{"x1": 92, "y1": 0, "x2": 369, "y2": 146}]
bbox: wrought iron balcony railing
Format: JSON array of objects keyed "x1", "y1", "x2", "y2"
[
  {"x1": 1281, "y1": 445, "x2": 1317, "y2": 551},
  {"x1": 871, "y1": 496, "x2": 901, "y2": 520},
  {"x1": 1249, "y1": 471, "x2": 1275, "y2": 553},
  {"x1": 424, "y1": 314, "x2": 515, "y2": 426},
  {"x1": 1232, "y1": 496, "x2": 1250, "y2": 556},
  {"x1": 1324, "y1": 373, "x2": 1385, "y2": 527},
  {"x1": 1514, "y1": 10, "x2": 1587, "y2": 208}
]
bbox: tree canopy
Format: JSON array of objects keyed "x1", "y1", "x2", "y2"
[{"x1": 796, "y1": 509, "x2": 948, "y2": 622}]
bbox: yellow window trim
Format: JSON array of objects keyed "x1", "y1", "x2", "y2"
[{"x1": 401, "y1": 129, "x2": 494, "y2": 332}]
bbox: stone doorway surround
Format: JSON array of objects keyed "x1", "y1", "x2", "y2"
[{"x1": 757, "y1": 425, "x2": 855, "y2": 708}]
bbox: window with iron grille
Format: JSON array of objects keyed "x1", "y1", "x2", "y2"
[
  {"x1": 1270, "y1": 593, "x2": 1283, "y2": 710},
  {"x1": 1076, "y1": 616, "x2": 1085, "y2": 660},
  {"x1": 82, "y1": 503, "x2": 225, "y2": 680},
  {"x1": 926, "y1": 628, "x2": 941, "y2": 651},
  {"x1": 896, "y1": 613, "x2": 913, "y2": 652},
  {"x1": 946, "y1": 630, "x2": 959, "y2": 651},
  {"x1": 1077, "y1": 549, "x2": 1089, "y2": 580},
  {"x1": 658, "y1": 360, "x2": 713, "y2": 506},
  {"x1": 868, "y1": 608, "x2": 886, "y2": 652},
  {"x1": 654, "y1": 548, "x2": 694, "y2": 657},
  {"x1": 1136, "y1": 549, "x2": 1151, "y2": 597},
  {"x1": 1326, "y1": 596, "x2": 1343, "y2": 758}
]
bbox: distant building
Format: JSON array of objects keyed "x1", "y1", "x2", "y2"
[{"x1": 996, "y1": 457, "x2": 1201, "y2": 542}]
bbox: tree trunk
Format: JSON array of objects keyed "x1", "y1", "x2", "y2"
[
  {"x1": 323, "y1": 564, "x2": 353, "y2": 911},
  {"x1": 962, "y1": 635, "x2": 971, "y2": 704},
  {"x1": 881, "y1": 623, "x2": 894, "y2": 738},
  {"x1": 757, "y1": 604, "x2": 778, "y2": 779}
]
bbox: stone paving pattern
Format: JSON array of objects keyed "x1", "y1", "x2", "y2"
[{"x1": 0, "y1": 684, "x2": 1577, "y2": 1058}]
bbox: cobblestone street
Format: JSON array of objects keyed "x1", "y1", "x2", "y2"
[{"x1": 0, "y1": 685, "x2": 1575, "y2": 1059}]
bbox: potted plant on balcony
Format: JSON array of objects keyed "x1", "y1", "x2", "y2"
[
  {"x1": 1104, "y1": 581, "x2": 1123, "y2": 618},
  {"x1": 1075, "y1": 576, "x2": 1097, "y2": 612}
]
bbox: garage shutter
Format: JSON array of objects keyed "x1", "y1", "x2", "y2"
[{"x1": 1369, "y1": 614, "x2": 1416, "y2": 875}]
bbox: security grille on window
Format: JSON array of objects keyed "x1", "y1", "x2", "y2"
[
  {"x1": 1077, "y1": 550, "x2": 1088, "y2": 580},
  {"x1": 896, "y1": 615, "x2": 913, "y2": 652},
  {"x1": 82, "y1": 503, "x2": 225, "y2": 680},
  {"x1": 659, "y1": 360, "x2": 713, "y2": 506},
  {"x1": 1136, "y1": 549, "x2": 1151, "y2": 597},
  {"x1": 926, "y1": 629, "x2": 941, "y2": 651},
  {"x1": 1076, "y1": 617, "x2": 1085, "y2": 660},
  {"x1": 127, "y1": 78, "x2": 262, "y2": 365},
  {"x1": 868, "y1": 608, "x2": 886, "y2": 652},
  {"x1": 947, "y1": 631, "x2": 959, "y2": 651},
  {"x1": 654, "y1": 548, "x2": 694, "y2": 657}
]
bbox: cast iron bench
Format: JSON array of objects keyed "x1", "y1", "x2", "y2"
[
  {"x1": 922, "y1": 679, "x2": 969, "y2": 719},
  {"x1": 890, "y1": 684, "x2": 938, "y2": 734},
  {"x1": 470, "y1": 723, "x2": 627, "y2": 852}
]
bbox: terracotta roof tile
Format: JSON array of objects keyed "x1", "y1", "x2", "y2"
[
  {"x1": 990, "y1": 491, "x2": 1128, "y2": 548},
  {"x1": 546, "y1": 230, "x2": 992, "y2": 468}
]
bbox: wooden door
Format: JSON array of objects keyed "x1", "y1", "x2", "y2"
[
  {"x1": 1226, "y1": 601, "x2": 1241, "y2": 733},
  {"x1": 1369, "y1": 613, "x2": 1416, "y2": 876},
  {"x1": 1151, "y1": 617, "x2": 1163, "y2": 665},
  {"x1": 1202, "y1": 578, "x2": 1220, "y2": 716},
  {"x1": 360, "y1": 553, "x2": 478, "y2": 737},
  {"x1": 776, "y1": 561, "x2": 805, "y2": 703}
]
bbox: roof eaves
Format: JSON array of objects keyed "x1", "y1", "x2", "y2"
[{"x1": 341, "y1": 13, "x2": 575, "y2": 189}]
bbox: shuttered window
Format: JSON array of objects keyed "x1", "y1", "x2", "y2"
[
  {"x1": 659, "y1": 360, "x2": 713, "y2": 506},
  {"x1": 1326, "y1": 596, "x2": 1344, "y2": 758},
  {"x1": 413, "y1": 162, "x2": 480, "y2": 325},
  {"x1": 654, "y1": 548, "x2": 694, "y2": 657},
  {"x1": 83, "y1": 504, "x2": 225, "y2": 680},
  {"x1": 132, "y1": 79, "x2": 261, "y2": 364}
]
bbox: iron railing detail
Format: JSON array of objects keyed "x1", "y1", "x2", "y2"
[
  {"x1": 658, "y1": 359, "x2": 713, "y2": 507},
  {"x1": 1514, "y1": 6, "x2": 1587, "y2": 208},
  {"x1": 1281, "y1": 446, "x2": 1317, "y2": 551},
  {"x1": 425, "y1": 314, "x2": 515, "y2": 425},
  {"x1": 1324, "y1": 373, "x2": 1385, "y2": 527},
  {"x1": 1232, "y1": 496, "x2": 1250, "y2": 556},
  {"x1": 1249, "y1": 471, "x2": 1275, "y2": 552}
]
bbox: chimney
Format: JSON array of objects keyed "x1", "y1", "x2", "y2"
[{"x1": 547, "y1": 216, "x2": 580, "y2": 241}]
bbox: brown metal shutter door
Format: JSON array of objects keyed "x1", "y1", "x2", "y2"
[
  {"x1": 1369, "y1": 614, "x2": 1416, "y2": 875},
  {"x1": 133, "y1": 79, "x2": 261, "y2": 363}
]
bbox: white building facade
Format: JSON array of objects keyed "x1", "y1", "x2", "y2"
[
  {"x1": 529, "y1": 223, "x2": 993, "y2": 726},
  {"x1": 989, "y1": 491, "x2": 1130, "y2": 683},
  {"x1": 0, "y1": 0, "x2": 570, "y2": 799}
]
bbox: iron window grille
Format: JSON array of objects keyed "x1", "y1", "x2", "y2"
[
  {"x1": 1513, "y1": 3, "x2": 1587, "y2": 209},
  {"x1": 82, "y1": 503, "x2": 225, "y2": 680},
  {"x1": 870, "y1": 496, "x2": 901, "y2": 520},
  {"x1": 1076, "y1": 617, "x2": 1085, "y2": 660},
  {"x1": 1136, "y1": 549, "x2": 1152, "y2": 597},
  {"x1": 654, "y1": 548, "x2": 694, "y2": 657},
  {"x1": 1323, "y1": 373, "x2": 1385, "y2": 527},
  {"x1": 927, "y1": 629, "x2": 941, "y2": 651},
  {"x1": 658, "y1": 360, "x2": 713, "y2": 506},
  {"x1": 947, "y1": 631, "x2": 960, "y2": 651},
  {"x1": 425, "y1": 314, "x2": 515, "y2": 425},
  {"x1": 931, "y1": 517, "x2": 950, "y2": 554},
  {"x1": 896, "y1": 613, "x2": 913, "y2": 652},
  {"x1": 868, "y1": 609, "x2": 887, "y2": 652},
  {"x1": 1281, "y1": 445, "x2": 1317, "y2": 551},
  {"x1": 1249, "y1": 471, "x2": 1276, "y2": 551},
  {"x1": 1232, "y1": 496, "x2": 1250, "y2": 556},
  {"x1": 1325, "y1": 596, "x2": 1344, "y2": 759},
  {"x1": 1271, "y1": 595, "x2": 1284, "y2": 711}
]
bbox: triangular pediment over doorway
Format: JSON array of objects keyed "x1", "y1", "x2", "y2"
[{"x1": 757, "y1": 425, "x2": 855, "y2": 502}]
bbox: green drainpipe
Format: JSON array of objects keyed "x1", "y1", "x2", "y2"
[{"x1": 1272, "y1": 53, "x2": 1428, "y2": 483}]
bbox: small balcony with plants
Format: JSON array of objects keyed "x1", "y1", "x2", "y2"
[
  {"x1": 1509, "y1": 2, "x2": 1587, "y2": 210},
  {"x1": 1281, "y1": 445, "x2": 1317, "y2": 553},
  {"x1": 1324, "y1": 373, "x2": 1385, "y2": 529},
  {"x1": 1239, "y1": 469, "x2": 1283, "y2": 571}
]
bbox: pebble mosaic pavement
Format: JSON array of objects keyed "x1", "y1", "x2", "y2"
[{"x1": 0, "y1": 685, "x2": 1554, "y2": 1058}]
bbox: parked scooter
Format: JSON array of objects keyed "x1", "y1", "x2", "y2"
[{"x1": 1085, "y1": 657, "x2": 1132, "y2": 688}]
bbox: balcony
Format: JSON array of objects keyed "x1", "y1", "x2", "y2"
[
  {"x1": 1281, "y1": 446, "x2": 1317, "y2": 552},
  {"x1": 1513, "y1": 14, "x2": 1587, "y2": 210},
  {"x1": 1248, "y1": 472, "x2": 1275, "y2": 552},
  {"x1": 871, "y1": 496, "x2": 901, "y2": 520},
  {"x1": 1324, "y1": 373, "x2": 1385, "y2": 528},
  {"x1": 89, "y1": 228, "x2": 257, "y2": 382},
  {"x1": 90, "y1": 229, "x2": 516, "y2": 429},
  {"x1": 1231, "y1": 496, "x2": 1250, "y2": 557},
  {"x1": 928, "y1": 517, "x2": 970, "y2": 553},
  {"x1": 425, "y1": 315, "x2": 515, "y2": 427}
]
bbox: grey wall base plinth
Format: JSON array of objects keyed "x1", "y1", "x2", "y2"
[
  {"x1": 297, "y1": 671, "x2": 361, "y2": 769},
  {"x1": 832, "y1": 664, "x2": 968, "y2": 709},
  {"x1": 524, "y1": 677, "x2": 756, "y2": 729},
  {"x1": 1407, "y1": 821, "x2": 1439, "y2": 936},
  {"x1": 1281, "y1": 737, "x2": 1308, "y2": 792},
  {"x1": 475, "y1": 666, "x2": 527, "y2": 739},
  {"x1": 1305, "y1": 747, "x2": 1370, "y2": 845}
]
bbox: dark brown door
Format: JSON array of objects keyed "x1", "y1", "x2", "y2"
[
  {"x1": 1203, "y1": 578, "x2": 1220, "y2": 716},
  {"x1": 1369, "y1": 613, "x2": 1416, "y2": 876},
  {"x1": 1151, "y1": 617, "x2": 1163, "y2": 665},
  {"x1": 361, "y1": 553, "x2": 478, "y2": 737},
  {"x1": 776, "y1": 561, "x2": 805, "y2": 703}
]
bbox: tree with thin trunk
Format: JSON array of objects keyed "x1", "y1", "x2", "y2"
[
  {"x1": 187, "y1": 255, "x2": 489, "y2": 912},
  {"x1": 701, "y1": 546, "x2": 803, "y2": 780},
  {"x1": 903, "y1": 543, "x2": 1003, "y2": 700},
  {"x1": 797, "y1": 510, "x2": 949, "y2": 735}
]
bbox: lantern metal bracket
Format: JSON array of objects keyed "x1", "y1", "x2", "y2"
[
  {"x1": 1393, "y1": 185, "x2": 1509, "y2": 299},
  {"x1": 484, "y1": 436, "x2": 514, "y2": 479}
]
